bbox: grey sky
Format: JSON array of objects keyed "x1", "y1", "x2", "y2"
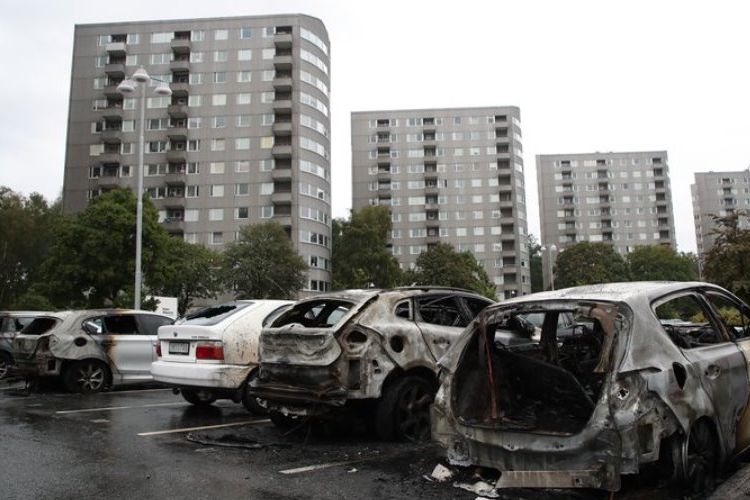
[{"x1": 1, "y1": 0, "x2": 748, "y2": 253}]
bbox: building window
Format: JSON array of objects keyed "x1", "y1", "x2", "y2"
[
  {"x1": 238, "y1": 49, "x2": 252, "y2": 61},
  {"x1": 240, "y1": 27, "x2": 252, "y2": 39},
  {"x1": 210, "y1": 139, "x2": 225, "y2": 151},
  {"x1": 235, "y1": 138, "x2": 250, "y2": 150},
  {"x1": 209, "y1": 208, "x2": 224, "y2": 221},
  {"x1": 260, "y1": 183, "x2": 274, "y2": 195},
  {"x1": 214, "y1": 50, "x2": 228, "y2": 62},
  {"x1": 237, "y1": 93, "x2": 252, "y2": 105},
  {"x1": 236, "y1": 160, "x2": 250, "y2": 173},
  {"x1": 237, "y1": 70, "x2": 252, "y2": 83},
  {"x1": 210, "y1": 232, "x2": 224, "y2": 245},
  {"x1": 235, "y1": 183, "x2": 249, "y2": 196},
  {"x1": 209, "y1": 185, "x2": 224, "y2": 197},
  {"x1": 213, "y1": 71, "x2": 227, "y2": 84},
  {"x1": 235, "y1": 207, "x2": 249, "y2": 219},
  {"x1": 237, "y1": 115, "x2": 251, "y2": 127},
  {"x1": 211, "y1": 116, "x2": 226, "y2": 128},
  {"x1": 214, "y1": 29, "x2": 228, "y2": 40},
  {"x1": 209, "y1": 162, "x2": 225, "y2": 174},
  {"x1": 212, "y1": 94, "x2": 227, "y2": 106}
]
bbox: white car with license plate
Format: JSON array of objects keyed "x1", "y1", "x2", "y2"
[{"x1": 150, "y1": 300, "x2": 293, "y2": 412}]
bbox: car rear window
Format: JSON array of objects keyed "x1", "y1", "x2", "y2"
[
  {"x1": 271, "y1": 300, "x2": 354, "y2": 329},
  {"x1": 20, "y1": 317, "x2": 59, "y2": 336},
  {"x1": 179, "y1": 302, "x2": 253, "y2": 326}
]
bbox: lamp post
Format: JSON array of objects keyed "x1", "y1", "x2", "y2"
[
  {"x1": 540, "y1": 244, "x2": 558, "y2": 290},
  {"x1": 117, "y1": 67, "x2": 172, "y2": 310}
]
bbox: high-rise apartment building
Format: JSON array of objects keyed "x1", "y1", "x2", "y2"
[
  {"x1": 63, "y1": 15, "x2": 332, "y2": 293},
  {"x1": 692, "y1": 169, "x2": 750, "y2": 258},
  {"x1": 351, "y1": 107, "x2": 530, "y2": 299},
  {"x1": 536, "y1": 151, "x2": 676, "y2": 285}
]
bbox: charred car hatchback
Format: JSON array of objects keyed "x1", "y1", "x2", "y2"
[
  {"x1": 432, "y1": 282, "x2": 750, "y2": 495},
  {"x1": 13, "y1": 310, "x2": 173, "y2": 393},
  {"x1": 250, "y1": 288, "x2": 494, "y2": 440}
]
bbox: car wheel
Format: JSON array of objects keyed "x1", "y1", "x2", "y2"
[
  {"x1": 677, "y1": 420, "x2": 719, "y2": 497},
  {"x1": 63, "y1": 360, "x2": 110, "y2": 394},
  {"x1": 0, "y1": 351, "x2": 13, "y2": 380},
  {"x1": 374, "y1": 375, "x2": 434, "y2": 442},
  {"x1": 241, "y1": 372, "x2": 268, "y2": 416},
  {"x1": 181, "y1": 389, "x2": 216, "y2": 407},
  {"x1": 269, "y1": 410, "x2": 300, "y2": 429}
]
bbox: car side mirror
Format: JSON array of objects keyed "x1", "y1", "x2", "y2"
[{"x1": 83, "y1": 321, "x2": 100, "y2": 336}]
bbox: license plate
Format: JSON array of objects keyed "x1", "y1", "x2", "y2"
[{"x1": 169, "y1": 342, "x2": 190, "y2": 355}]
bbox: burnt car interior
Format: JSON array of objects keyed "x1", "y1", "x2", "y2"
[
  {"x1": 451, "y1": 304, "x2": 612, "y2": 435},
  {"x1": 271, "y1": 300, "x2": 354, "y2": 329},
  {"x1": 655, "y1": 294, "x2": 731, "y2": 349},
  {"x1": 19, "y1": 318, "x2": 59, "y2": 336}
]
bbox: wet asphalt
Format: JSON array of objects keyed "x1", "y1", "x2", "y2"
[{"x1": 0, "y1": 379, "x2": 706, "y2": 500}]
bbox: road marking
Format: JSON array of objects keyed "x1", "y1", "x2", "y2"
[
  {"x1": 90, "y1": 418, "x2": 109, "y2": 423},
  {"x1": 56, "y1": 402, "x2": 189, "y2": 414},
  {"x1": 279, "y1": 450, "x2": 418, "y2": 475},
  {"x1": 138, "y1": 419, "x2": 270, "y2": 436},
  {"x1": 109, "y1": 388, "x2": 172, "y2": 395}
]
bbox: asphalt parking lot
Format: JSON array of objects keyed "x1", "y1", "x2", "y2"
[{"x1": 1, "y1": 379, "x2": 743, "y2": 500}]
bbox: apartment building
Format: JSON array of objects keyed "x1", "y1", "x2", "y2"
[
  {"x1": 536, "y1": 151, "x2": 676, "y2": 286},
  {"x1": 351, "y1": 107, "x2": 531, "y2": 299},
  {"x1": 692, "y1": 169, "x2": 750, "y2": 258},
  {"x1": 62, "y1": 14, "x2": 332, "y2": 293}
]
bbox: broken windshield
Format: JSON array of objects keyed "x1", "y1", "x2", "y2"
[{"x1": 271, "y1": 300, "x2": 355, "y2": 329}]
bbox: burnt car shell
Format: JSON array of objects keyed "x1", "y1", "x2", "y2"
[{"x1": 432, "y1": 282, "x2": 750, "y2": 492}]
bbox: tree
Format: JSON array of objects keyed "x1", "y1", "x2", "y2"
[
  {"x1": 331, "y1": 206, "x2": 402, "y2": 289},
  {"x1": 703, "y1": 211, "x2": 750, "y2": 303},
  {"x1": 33, "y1": 188, "x2": 165, "y2": 308},
  {"x1": 627, "y1": 245, "x2": 698, "y2": 282},
  {"x1": 149, "y1": 236, "x2": 222, "y2": 316},
  {"x1": 406, "y1": 243, "x2": 496, "y2": 299},
  {"x1": 528, "y1": 234, "x2": 544, "y2": 292},
  {"x1": 554, "y1": 242, "x2": 629, "y2": 289},
  {"x1": 0, "y1": 187, "x2": 62, "y2": 308},
  {"x1": 221, "y1": 222, "x2": 307, "y2": 299}
]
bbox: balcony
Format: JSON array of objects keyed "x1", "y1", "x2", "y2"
[
  {"x1": 272, "y1": 121, "x2": 293, "y2": 136},
  {"x1": 100, "y1": 129, "x2": 122, "y2": 144},
  {"x1": 170, "y1": 82, "x2": 189, "y2": 97},
  {"x1": 273, "y1": 99, "x2": 293, "y2": 113},
  {"x1": 272, "y1": 145, "x2": 292, "y2": 158},
  {"x1": 104, "y1": 84, "x2": 123, "y2": 98},
  {"x1": 170, "y1": 38, "x2": 191, "y2": 54},
  {"x1": 170, "y1": 59, "x2": 190, "y2": 73},
  {"x1": 166, "y1": 150, "x2": 187, "y2": 163},
  {"x1": 162, "y1": 196, "x2": 185, "y2": 209},
  {"x1": 105, "y1": 42, "x2": 127, "y2": 56},
  {"x1": 101, "y1": 106, "x2": 123, "y2": 119},
  {"x1": 272, "y1": 167, "x2": 293, "y2": 181},
  {"x1": 424, "y1": 185, "x2": 439, "y2": 196},
  {"x1": 98, "y1": 152, "x2": 121, "y2": 164},
  {"x1": 168, "y1": 104, "x2": 188, "y2": 119},
  {"x1": 96, "y1": 176, "x2": 121, "y2": 188},
  {"x1": 272, "y1": 191, "x2": 292, "y2": 205},
  {"x1": 426, "y1": 234, "x2": 440, "y2": 244},
  {"x1": 273, "y1": 76, "x2": 293, "y2": 92},
  {"x1": 162, "y1": 219, "x2": 185, "y2": 233},
  {"x1": 164, "y1": 173, "x2": 186, "y2": 186},
  {"x1": 104, "y1": 63, "x2": 126, "y2": 77},
  {"x1": 274, "y1": 33, "x2": 293, "y2": 49},
  {"x1": 273, "y1": 55, "x2": 293, "y2": 71},
  {"x1": 426, "y1": 218, "x2": 440, "y2": 229},
  {"x1": 167, "y1": 126, "x2": 188, "y2": 141}
]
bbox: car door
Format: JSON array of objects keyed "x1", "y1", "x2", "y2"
[
  {"x1": 654, "y1": 292, "x2": 748, "y2": 453},
  {"x1": 701, "y1": 290, "x2": 750, "y2": 453},
  {"x1": 414, "y1": 294, "x2": 471, "y2": 360},
  {"x1": 93, "y1": 314, "x2": 153, "y2": 377}
]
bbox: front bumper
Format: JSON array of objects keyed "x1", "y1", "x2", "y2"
[{"x1": 150, "y1": 360, "x2": 252, "y2": 390}]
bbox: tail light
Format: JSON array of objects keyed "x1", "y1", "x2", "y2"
[
  {"x1": 155, "y1": 342, "x2": 162, "y2": 357},
  {"x1": 195, "y1": 342, "x2": 224, "y2": 360}
]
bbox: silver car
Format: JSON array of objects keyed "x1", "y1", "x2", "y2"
[
  {"x1": 13, "y1": 309, "x2": 173, "y2": 393},
  {"x1": 0, "y1": 311, "x2": 52, "y2": 379},
  {"x1": 433, "y1": 282, "x2": 750, "y2": 495}
]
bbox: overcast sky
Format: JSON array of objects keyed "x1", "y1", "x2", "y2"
[{"x1": 1, "y1": 0, "x2": 748, "y2": 253}]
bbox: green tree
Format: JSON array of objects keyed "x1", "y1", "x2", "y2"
[
  {"x1": 34, "y1": 188, "x2": 165, "y2": 308},
  {"x1": 528, "y1": 234, "x2": 543, "y2": 292},
  {"x1": 406, "y1": 243, "x2": 496, "y2": 299},
  {"x1": 0, "y1": 187, "x2": 63, "y2": 308},
  {"x1": 149, "y1": 236, "x2": 222, "y2": 316},
  {"x1": 703, "y1": 211, "x2": 750, "y2": 303},
  {"x1": 554, "y1": 242, "x2": 629, "y2": 289},
  {"x1": 221, "y1": 222, "x2": 307, "y2": 299},
  {"x1": 331, "y1": 205, "x2": 402, "y2": 289},
  {"x1": 627, "y1": 245, "x2": 698, "y2": 282}
]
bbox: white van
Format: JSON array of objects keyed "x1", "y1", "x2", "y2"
[{"x1": 151, "y1": 300, "x2": 292, "y2": 412}]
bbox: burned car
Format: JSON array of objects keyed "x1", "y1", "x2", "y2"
[
  {"x1": 249, "y1": 288, "x2": 494, "y2": 440},
  {"x1": 0, "y1": 311, "x2": 52, "y2": 379},
  {"x1": 13, "y1": 309, "x2": 173, "y2": 393},
  {"x1": 432, "y1": 282, "x2": 750, "y2": 494}
]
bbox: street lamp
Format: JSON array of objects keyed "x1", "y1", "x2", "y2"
[
  {"x1": 118, "y1": 67, "x2": 172, "y2": 310},
  {"x1": 540, "y1": 244, "x2": 558, "y2": 290}
]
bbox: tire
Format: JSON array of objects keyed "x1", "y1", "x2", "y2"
[
  {"x1": 0, "y1": 351, "x2": 12, "y2": 380},
  {"x1": 373, "y1": 375, "x2": 434, "y2": 442},
  {"x1": 63, "y1": 360, "x2": 110, "y2": 394},
  {"x1": 241, "y1": 372, "x2": 268, "y2": 416},
  {"x1": 269, "y1": 410, "x2": 300, "y2": 429},
  {"x1": 181, "y1": 389, "x2": 216, "y2": 407},
  {"x1": 676, "y1": 420, "x2": 719, "y2": 497}
]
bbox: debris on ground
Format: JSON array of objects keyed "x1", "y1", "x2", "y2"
[
  {"x1": 453, "y1": 480, "x2": 500, "y2": 498},
  {"x1": 424, "y1": 463, "x2": 454, "y2": 483},
  {"x1": 186, "y1": 432, "x2": 291, "y2": 450}
]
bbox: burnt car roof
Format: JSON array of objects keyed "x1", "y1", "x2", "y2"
[{"x1": 290, "y1": 287, "x2": 490, "y2": 306}]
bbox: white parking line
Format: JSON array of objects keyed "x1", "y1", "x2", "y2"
[
  {"x1": 138, "y1": 419, "x2": 270, "y2": 436},
  {"x1": 56, "y1": 402, "x2": 189, "y2": 414},
  {"x1": 108, "y1": 388, "x2": 172, "y2": 395}
]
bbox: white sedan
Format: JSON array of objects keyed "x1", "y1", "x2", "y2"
[{"x1": 151, "y1": 300, "x2": 292, "y2": 412}]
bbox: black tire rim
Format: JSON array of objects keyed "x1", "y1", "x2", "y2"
[
  {"x1": 395, "y1": 382, "x2": 433, "y2": 442},
  {"x1": 76, "y1": 363, "x2": 106, "y2": 392},
  {"x1": 683, "y1": 423, "x2": 717, "y2": 495}
]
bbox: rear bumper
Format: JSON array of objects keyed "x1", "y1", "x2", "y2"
[
  {"x1": 12, "y1": 355, "x2": 61, "y2": 378},
  {"x1": 150, "y1": 360, "x2": 252, "y2": 390}
]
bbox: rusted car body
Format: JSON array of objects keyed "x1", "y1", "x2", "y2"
[
  {"x1": 12, "y1": 309, "x2": 173, "y2": 392},
  {"x1": 250, "y1": 288, "x2": 494, "y2": 440},
  {"x1": 432, "y1": 282, "x2": 750, "y2": 493}
]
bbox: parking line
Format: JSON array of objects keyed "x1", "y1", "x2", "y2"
[
  {"x1": 56, "y1": 402, "x2": 189, "y2": 414},
  {"x1": 109, "y1": 388, "x2": 172, "y2": 395},
  {"x1": 138, "y1": 419, "x2": 270, "y2": 436}
]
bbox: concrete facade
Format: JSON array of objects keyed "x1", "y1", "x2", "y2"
[
  {"x1": 691, "y1": 169, "x2": 750, "y2": 259},
  {"x1": 351, "y1": 107, "x2": 530, "y2": 299},
  {"x1": 63, "y1": 14, "x2": 332, "y2": 293},
  {"x1": 536, "y1": 151, "x2": 676, "y2": 288}
]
